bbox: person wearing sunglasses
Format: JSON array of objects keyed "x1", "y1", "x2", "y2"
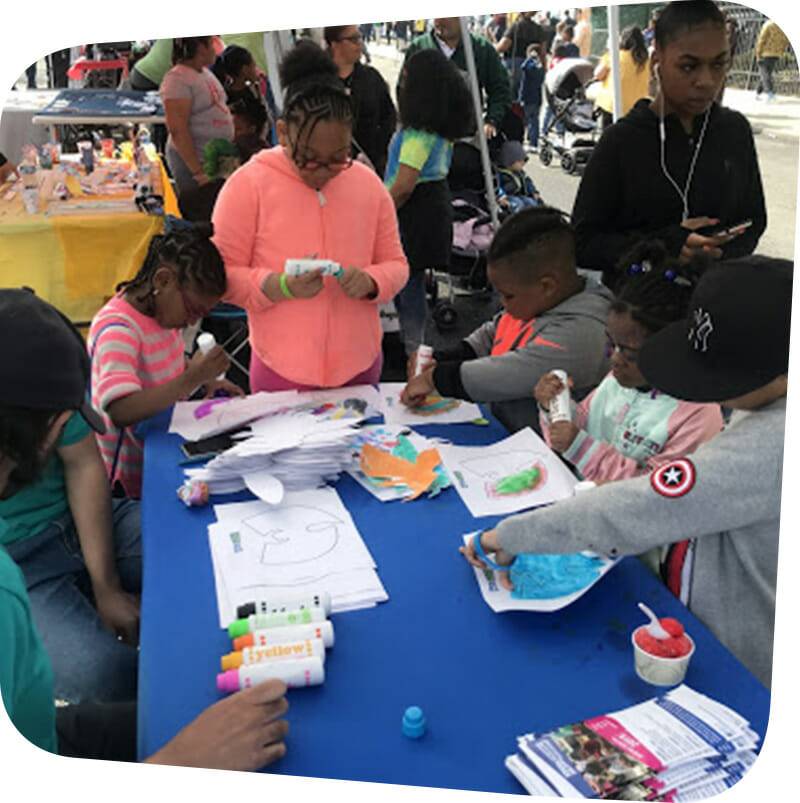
[
  {"x1": 88, "y1": 222, "x2": 242, "y2": 501},
  {"x1": 535, "y1": 240, "x2": 722, "y2": 486},
  {"x1": 212, "y1": 41, "x2": 408, "y2": 392},
  {"x1": 324, "y1": 25, "x2": 396, "y2": 177}
]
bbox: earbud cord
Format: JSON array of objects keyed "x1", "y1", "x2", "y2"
[{"x1": 658, "y1": 84, "x2": 711, "y2": 222}]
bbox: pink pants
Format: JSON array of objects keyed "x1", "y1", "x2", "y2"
[{"x1": 249, "y1": 351, "x2": 383, "y2": 392}]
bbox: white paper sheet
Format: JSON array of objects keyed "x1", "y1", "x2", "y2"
[
  {"x1": 440, "y1": 428, "x2": 577, "y2": 517},
  {"x1": 169, "y1": 391, "x2": 299, "y2": 440},
  {"x1": 379, "y1": 382, "x2": 483, "y2": 426},
  {"x1": 463, "y1": 534, "x2": 619, "y2": 613},
  {"x1": 243, "y1": 470, "x2": 285, "y2": 505},
  {"x1": 208, "y1": 491, "x2": 387, "y2": 627}
]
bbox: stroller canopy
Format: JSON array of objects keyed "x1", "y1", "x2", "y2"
[{"x1": 545, "y1": 58, "x2": 595, "y2": 99}]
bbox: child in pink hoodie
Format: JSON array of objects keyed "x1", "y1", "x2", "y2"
[
  {"x1": 535, "y1": 244, "x2": 723, "y2": 483},
  {"x1": 212, "y1": 41, "x2": 408, "y2": 391}
]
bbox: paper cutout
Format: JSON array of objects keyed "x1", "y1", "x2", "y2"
[
  {"x1": 243, "y1": 470, "x2": 285, "y2": 505},
  {"x1": 409, "y1": 395, "x2": 461, "y2": 417},
  {"x1": 360, "y1": 442, "x2": 441, "y2": 501}
]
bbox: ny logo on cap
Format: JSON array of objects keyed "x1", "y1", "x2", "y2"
[{"x1": 688, "y1": 308, "x2": 714, "y2": 353}]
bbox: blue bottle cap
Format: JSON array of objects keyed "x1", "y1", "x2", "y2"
[{"x1": 402, "y1": 705, "x2": 426, "y2": 739}]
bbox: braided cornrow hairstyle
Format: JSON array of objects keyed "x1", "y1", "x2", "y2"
[
  {"x1": 279, "y1": 40, "x2": 353, "y2": 159},
  {"x1": 612, "y1": 240, "x2": 707, "y2": 334},
  {"x1": 117, "y1": 219, "x2": 226, "y2": 315}
]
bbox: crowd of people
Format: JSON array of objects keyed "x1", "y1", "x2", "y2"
[{"x1": 0, "y1": 0, "x2": 791, "y2": 779}]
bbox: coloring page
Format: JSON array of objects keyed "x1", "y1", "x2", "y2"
[
  {"x1": 439, "y1": 428, "x2": 577, "y2": 517},
  {"x1": 379, "y1": 382, "x2": 483, "y2": 426}
]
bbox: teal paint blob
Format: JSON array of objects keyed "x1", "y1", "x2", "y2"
[{"x1": 510, "y1": 554, "x2": 606, "y2": 599}]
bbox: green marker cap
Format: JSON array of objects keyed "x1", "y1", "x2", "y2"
[{"x1": 228, "y1": 618, "x2": 249, "y2": 639}]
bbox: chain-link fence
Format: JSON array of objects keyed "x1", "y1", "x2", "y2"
[
  {"x1": 717, "y1": 2, "x2": 798, "y2": 94},
  {"x1": 590, "y1": 3, "x2": 797, "y2": 96}
]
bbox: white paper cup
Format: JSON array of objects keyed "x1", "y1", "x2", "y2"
[{"x1": 632, "y1": 626, "x2": 695, "y2": 686}]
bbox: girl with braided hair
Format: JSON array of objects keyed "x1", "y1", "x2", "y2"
[
  {"x1": 212, "y1": 40, "x2": 408, "y2": 392},
  {"x1": 88, "y1": 222, "x2": 242, "y2": 498},
  {"x1": 535, "y1": 240, "x2": 723, "y2": 483}
]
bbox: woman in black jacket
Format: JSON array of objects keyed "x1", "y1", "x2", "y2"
[{"x1": 572, "y1": 0, "x2": 766, "y2": 289}]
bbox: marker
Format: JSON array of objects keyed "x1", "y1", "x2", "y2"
[
  {"x1": 236, "y1": 591, "x2": 332, "y2": 620},
  {"x1": 549, "y1": 369, "x2": 572, "y2": 423},
  {"x1": 414, "y1": 345, "x2": 434, "y2": 377},
  {"x1": 233, "y1": 620, "x2": 335, "y2": 651},
  {"x1": 221, "y1": 638, "x2": 325, "y2": 671},
  {"x1": 217, "y1": 656, "x2": 325, "y2": 693},
  {"x1": 228, "y1": 607, "x2": 327, "y2": 639}
]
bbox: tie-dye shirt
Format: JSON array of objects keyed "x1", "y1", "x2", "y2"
[
  {"x1": 88, "y1": 294, "x2": 185, "y2": 498},
  {"x1": 384, "y1": 128, "x2": 453, "y2": 187}
]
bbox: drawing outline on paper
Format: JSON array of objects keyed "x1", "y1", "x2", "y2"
[{"x1": 241, "y1": 506, "x2": 342, "y2": 566}]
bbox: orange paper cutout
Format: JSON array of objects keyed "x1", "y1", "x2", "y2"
[{"x1": 359, "y1": 444, "x2": 442, "y2": 501}]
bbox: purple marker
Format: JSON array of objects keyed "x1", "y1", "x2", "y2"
[{"x1": 217, "y1": 656, "x2": 324, "y2": 693}]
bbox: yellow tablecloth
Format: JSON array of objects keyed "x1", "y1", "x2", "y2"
[{"x1": 0, "y1": 158, "x2": 179, "y2": 325}]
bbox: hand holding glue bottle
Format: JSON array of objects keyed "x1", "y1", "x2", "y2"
[
  {"x1": 534, "y1": 370, "x2": 580, "y2": 454},
  {"x1": 188, "y1": 333, "x2": 243, "y2": 400}
]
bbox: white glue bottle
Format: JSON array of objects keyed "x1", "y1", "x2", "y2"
[
  {"x1": 548, "y1": 369, "x2": 572, "y2": 423},
  {"x1": 196, "y1": 332, "x2": 225, "y2": 380},
  {"x1": 233, "y1": 620, "x2": 335, "y2": 651},
  {"x1": 217, "y1": 656, "x2": 325, "y2": 693},
  {"x1": 236, "y1": 591, "x2": 332, "y2": 620},
  {"x1": 221, "y1": 637, "x2": 326, "y2": 671},
  {"x1": 415, "y1": 345, "x2": 435, "y2": 377}
]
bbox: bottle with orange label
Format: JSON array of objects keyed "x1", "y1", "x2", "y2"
[{"x1": 221, "y1": 638, "x2": 326, "y2": 672}]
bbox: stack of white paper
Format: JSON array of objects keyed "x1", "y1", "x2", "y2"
[
  {"x1": 506, "y1": 685, "x2": 761, "y2": 800},
  {"x1": 208, "y1": 489, "x2": 387, "y2": 627},
  {"x1": 178, "y1": 386, "x2": 384, "y2": 498}
]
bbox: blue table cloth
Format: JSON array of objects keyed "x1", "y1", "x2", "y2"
[{"x1": 139, "y1": 410, "x2": 770, "y2": 793}]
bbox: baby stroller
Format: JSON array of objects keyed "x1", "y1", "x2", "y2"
[
  {"x1": 538, "y1": 58, "x2": 599, "y2": 175},
  {"x1": 425, "y1": 141, "x2": 504, "y2": 331}
]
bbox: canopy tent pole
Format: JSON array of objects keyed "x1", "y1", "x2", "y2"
[
  {"x1": 263, "y1": 29, "x2": 295, "y2": 114},
  {"x1": 459, "y1": 17, "x2": 500, "y2": 230},
  {"x1": 608, "y1": 5, "x2": 624, "y2": 121}
]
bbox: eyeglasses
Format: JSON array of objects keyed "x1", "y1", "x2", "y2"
[
  {"x1": 289, "y1": 140, "x2": 353, "y2": 172},
  {"x1": 180, "y1": 286, "x2": 214, "y2": 322},
  {"x1": 605, "y1": 331, "x2": 640, "y2": 363},
  {"x1": 338, "y1": 35, "x2": 363, "y2": 44}
]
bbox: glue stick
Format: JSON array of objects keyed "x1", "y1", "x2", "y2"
[
  {"x1": 236, "y1": 591, "x2": 332, "y2": 620},
  {"x1": 233, "y1": 620, "x2": 335, "y2": 651},
  {"x1": 228, "y1": 607, "x2": 327, "y2": 639},
  {"x1": 415, "y1": 345, "x2": 434, "y2": 377},
  {"x1": 221, "y1": 638, "x2": 325, "y2": 671},
  {"x1": 548, "y1": 369, "x2": 572, "y2": 423},
  {"x1": 196, "y1": 332, "x2": 224, "y2": 380},
  {"x1": 217, "y1": 656, "x2": 325, "y2": 693}
]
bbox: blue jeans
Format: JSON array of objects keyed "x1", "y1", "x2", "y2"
[
  {"x1": 394, "y1": 271, "x2": 429, "y2": 355},
  {"x1": 523, "y1": 102, "x2": 541, "y2": 147},
  {"x1": 5, "y1": 499, "x2": 142, "y2": 703}
]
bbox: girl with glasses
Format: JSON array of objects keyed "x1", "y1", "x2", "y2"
[
  {"x1": 535, "y1": 240, "x2": 722, "y2": 484},
  {"x1": 211, "y1": 41, "x2": 408, "y2": 392}
]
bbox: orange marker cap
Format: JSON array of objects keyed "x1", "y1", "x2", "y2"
[
  {"x1": 220, "y1": 651, "x2": 244, "y2": 671},
  {"x1": 233, "y1": 633, "x2": 254, "y2": 651}
]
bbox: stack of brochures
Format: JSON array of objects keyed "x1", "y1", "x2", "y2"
[{"x1": 506, "y1": 685, "x2": 759, "y2": 801}]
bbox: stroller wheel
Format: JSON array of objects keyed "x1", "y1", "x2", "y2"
[
  {"x1": 433, "y1": 300, "x2": 458, "y2": 332},
  {"x1": 538, "y1": 144, "x2": 553, "y2": 167},
  {"x1": 560, "y1": 152, "x2": 577, "y2": 175}
]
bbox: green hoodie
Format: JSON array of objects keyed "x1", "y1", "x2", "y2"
[{"x1": 402, "y1": 32, "x2": 512, "y2": 128}]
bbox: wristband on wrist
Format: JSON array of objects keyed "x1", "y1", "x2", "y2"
[
  {"x1": 472, "y1": 531, "x2": 509, "y2": 572},
  {"x1": 279, "y1": 273, "x2": 295, "y2": 300}
]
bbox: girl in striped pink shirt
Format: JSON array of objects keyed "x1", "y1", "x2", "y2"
[{"x1": 89, "y1": 224, "x2": 240, "y2": 498}]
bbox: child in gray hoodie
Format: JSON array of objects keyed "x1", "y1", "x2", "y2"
[
  {"x1": 462, "y1": 257, "x2": 790, "y2": 688},
  {"x1": 401, "y1": 207, "x2": 612, "y2": 432}
]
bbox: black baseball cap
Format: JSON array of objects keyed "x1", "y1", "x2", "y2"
[
  {"x1": 639, "y1": 257, "x2": 793, "y2": 403},
  {"x1": 0, "y1": 289, "x2": 105, "y2": 433}
]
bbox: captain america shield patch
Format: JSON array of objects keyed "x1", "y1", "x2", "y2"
[{"x1": 651, "y1": 459, "x2": 696, "y2": 498}]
